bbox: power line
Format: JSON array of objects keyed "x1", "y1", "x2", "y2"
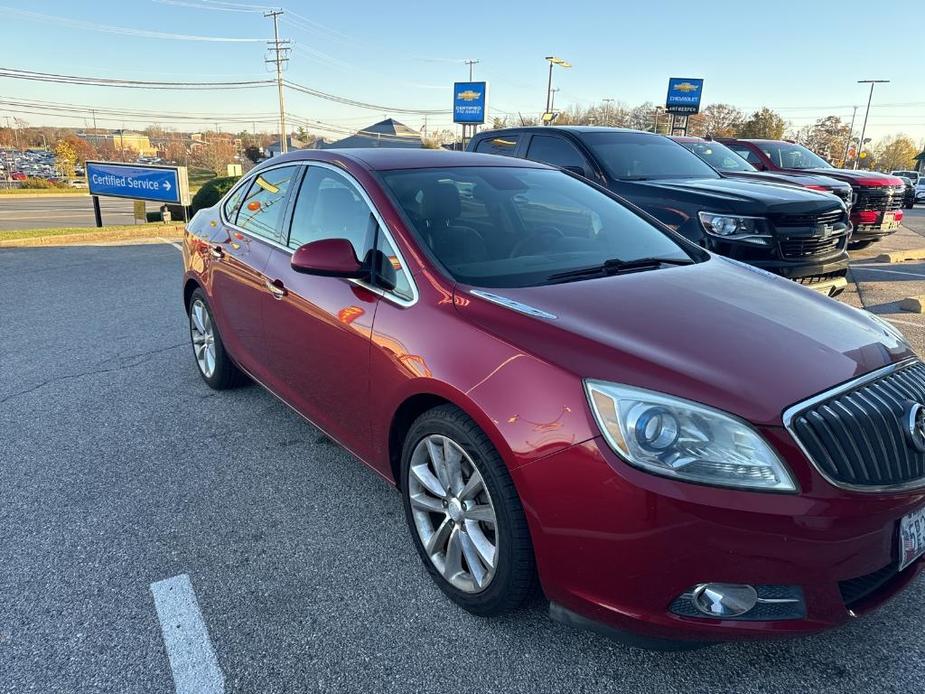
[
  {"x1": 285, "y1": 80, "x2": 450, "y2": 115},
  {"x1": 0, "y1": 67, "x2": 274, "y2": 90}
]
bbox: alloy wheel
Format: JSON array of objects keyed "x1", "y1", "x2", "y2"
[
  {"x1": 190, "y1": 299, "x2": 216, "y2": 378},
  {"x1": 407, "y1": 434, "x2": 499, "y2": 593}
]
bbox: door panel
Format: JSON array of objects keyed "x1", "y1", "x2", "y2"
[
  {"x1": 262, "y1": 248, "x2": 379, "y2": 456},
  {"x1": 208, "y1": 226, "x2": 274, "y2": 380}
]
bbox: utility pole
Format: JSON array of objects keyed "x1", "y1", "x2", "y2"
[
  {"x1": 842, "y1": 105, "x2": 858, "y2": 167},
  {"x1": 464, "y1": 58, "x2": 479, "y2": 81},
  {"x1": 855, "y1": 79, "x2": 889, "y2": 169},
  {"x1": 460, "y1": 59, "x2": 479, "y2": 149},
  {"x1": 550, "y1": 88, "x2": 560, "y2": 112},
  {"x1": 264, "y1": 9, "x2": 290, "y2": 154},
  {"x1": 91, "y1": 109, "x2": 97, "y2": 132}
]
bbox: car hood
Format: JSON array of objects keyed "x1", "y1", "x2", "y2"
[
  {"x1": 457, "y1": 257, "x2": 913, "y2": 427},
  {"x1": 723, "y1": 170, "x2": 851, "y2": 192},
  {"x1": 628, "y1": 177, "x2": 843, "y2": 214},
  {"x1": 793, "y1": 168, "x2": 904, "y2": 188}
]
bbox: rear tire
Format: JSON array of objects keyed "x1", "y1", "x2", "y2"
[
  {"x1": 187, "y1": 288, "x2": 246, "y2": 390},
  {"x1": 400, "y1": 404, "x2": 538, "y2": 617}
]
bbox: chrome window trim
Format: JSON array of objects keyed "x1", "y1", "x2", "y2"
[
  {"x1": 217, "y1": 160, "x2": 419, "y2": 308},
  {"x1": 782, "y1": 357, "x2": 925, "y2": 493}
]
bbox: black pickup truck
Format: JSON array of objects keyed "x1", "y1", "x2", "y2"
[{"x1": 467, "y1": 126, "x2": 851, "y2": 296}]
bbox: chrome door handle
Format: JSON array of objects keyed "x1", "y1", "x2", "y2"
[
  {"x1": 265, "y1": 278, "x2": 287, "y2": 299},
  {"x1": 209, "y1": 245, "x2": 224, "y2": 259}
]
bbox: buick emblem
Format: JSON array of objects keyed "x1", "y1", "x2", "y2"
[{"x1": 904, "y1": 402, "x2": 925, "y2": 453}]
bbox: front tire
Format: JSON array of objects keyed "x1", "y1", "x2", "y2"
[
  {"x1": 400, "y1": 405, "x2": 538, "y2": 616},
  {"x1": 187, "y1": 288, "x2": 245, "y2": 390},
  {"x1": 848, "y1": 240, "x2": 875, "y2": 251}
]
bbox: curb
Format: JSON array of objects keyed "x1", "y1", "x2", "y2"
[
  {"x1": 900, "y1": 296, "x2": 925, "y2": 313},
  {"x1": 873, "y1": 248, "x2": 925, "y2": 263},
  {"x1": 0, "y1": 192, "x2": 89, "y2": 199},
  {"x1": 0, "y1": 225, "x2": 185, "y2": 248}
]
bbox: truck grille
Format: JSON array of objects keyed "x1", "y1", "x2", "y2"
[
  {"x1": 785, "y1": 360, "x2": 925, "y2": 489},
  {"x1": 779, "y1": 235, "x2": 843, "y2": 259},
  {"x1": 854, "y1": 186, "x2": 904, "y2": 213},
  {"x1": 773, "y1": 207, "x2": 846, "y2": 228}
]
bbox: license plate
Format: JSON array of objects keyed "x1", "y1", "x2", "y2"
[
  {"x1": 881, "y1": 213, "x2": 899, "y2": 231},
  {"x1": 899, "y1": 506, "x2": 925, "y2": 570}
]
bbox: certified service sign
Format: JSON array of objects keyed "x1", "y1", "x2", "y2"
[
  {"x1": 453, "y1": 81, "x2": 487, "y2": 124},
  {"x1": 665, "y1": 78, "x2": 704, "y2": 115},
  {"x1": 86, "y1": 161, "x2": 190, "y2": 205}
]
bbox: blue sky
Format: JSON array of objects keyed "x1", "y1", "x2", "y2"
[{"x1": 1, "y1": 0, "x2": 923, "y2": 144}]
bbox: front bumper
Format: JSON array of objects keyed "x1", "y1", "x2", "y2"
[{"x1": 513, "y1": 434, "x2": 925, "y2": 644}]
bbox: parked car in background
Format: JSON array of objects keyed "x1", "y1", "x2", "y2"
[
  {"x1": 671, "y1": 136, "x2": 853, "y2": 207},
  {"x1": 719, "y1": 138, "x2": 905, "y2": 250},
  {"x1": 897, "y1": 176, "x2": 916, "y2": 209},
  {"x1": 183, "y1": 147, "x2": 925, "y2": 649},
  {"x1": 892, "y1": 170, "x2": 921, "y2": 186},
  {"x1": 468, "y1": 127, "x2": 851, "y2": 296},
  {"x1": 916, "y1": 179, "x2": 925, "y2": 204}
]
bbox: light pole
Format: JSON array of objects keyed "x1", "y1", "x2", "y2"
[
  {"x1": 855, "y1": 79, "x2": 888, "y2": 169},
  {"x1": 602, "y1": 98, "x2": 614, "y2": 126},
  {"x1": 842, "y1": 105, "x2": 858, "y2": 167},
  {"x1": 550, "y1": 88, "x2": 560, "y2": 112},
  {"x1": 653, "y1": 106, "x2": 664, "y2": 134},
  {"x1": 544, "y1": 56, "x2": 571, "y2": 123}
]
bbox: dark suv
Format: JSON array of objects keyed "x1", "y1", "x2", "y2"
[
  {"x1": 719, "y1": 138, "x2": 906, "y2": 249},
  {"x1": 468, "y1": 127, "x2": 851, "y2": 296}
]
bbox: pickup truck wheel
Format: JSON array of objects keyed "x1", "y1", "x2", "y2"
[
  {"x1": 848, "y1": 240, "x2": 874, "y2": 251},
  {"x1": 400, "y1": 405, "x2": 538, "y2": 616}
]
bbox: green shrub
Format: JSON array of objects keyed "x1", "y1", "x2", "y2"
[
  {"x1": 191, "y1": 176, "x2": 240, "y2": 214},
  {"x1": 20, "y1": 177, "x2": 68, "y2": 189}
]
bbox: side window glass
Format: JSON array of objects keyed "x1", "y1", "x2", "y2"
[
  {"x1": 475, "y1": 136, "x2": 519, "y2": 156},
  {"x1": 288, "y1": 166, "x2": 373, "y2": 258},
  {"x1": 526, "y1": 135, "x2": 588, "y2": 173},
  {"x1": 223, "y1": 181, "x2": 247, "y2": 223},
  {"x1": 734, "y1": 147, "x2": 763, "y2": 165},
  {"x1": 236, "y1": 166, "x2": 299, "y2": 240}
]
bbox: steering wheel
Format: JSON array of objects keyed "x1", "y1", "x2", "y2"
[{"x1": 510, "y1": 225, "x2": 566, "y2": 258}]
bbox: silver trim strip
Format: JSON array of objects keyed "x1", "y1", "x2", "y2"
[
  {"x1": 217, "y1": 160, "x2": 419, "y2": 308},
  {"x1": 470, "y1": 290, "x2": 557, "y2": 319},
  {"x1": 782, "y1": 357, "x2": 925, "y2": 493}
]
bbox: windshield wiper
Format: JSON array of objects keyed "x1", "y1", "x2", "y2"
[{"x1": 545, "y1": 256, "x2": 694, "y2": 284}]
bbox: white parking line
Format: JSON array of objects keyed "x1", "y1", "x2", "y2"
[
  {"x1": 159, "y1": 238, "x2": 183, "y2": 251},
  {"x1": 150, "y1": 574, "x2": 225, "y2": 694}
]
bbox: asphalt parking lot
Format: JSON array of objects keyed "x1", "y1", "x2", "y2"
[
  {"x1": 0, "y1": 195, "x2": 135, "y2": 230},
  {"x1": 3, "y1": 239, "x2": 925, "y2": 694}
]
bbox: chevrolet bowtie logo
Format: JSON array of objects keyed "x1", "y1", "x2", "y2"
[{"x1": 673, "y1": 82, "x2": 700, "y2": 93}]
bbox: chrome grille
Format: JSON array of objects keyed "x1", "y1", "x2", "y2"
[
  {"x1": 854, "y1": 186, "x2": 904, "y2": 213},
  {"x1": 785, "y1": 360, "x2": 925, "y2": 490}
]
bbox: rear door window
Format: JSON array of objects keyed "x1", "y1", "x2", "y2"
[
  {"x1": 222, "y1": 182, "x2": 247, "y2": 223},
  {"x1": 730, "y1": 145, "x2": 764, "y2": 166},
  {"x1": 526, "y1": 135, "x2": 589, "y2": 174},
  {"x1": 236, "y1": 166, "x2": 299, "y2": 241},
  {"x1": 475, "y1": 135, "x2": 519, "y2": 156}
]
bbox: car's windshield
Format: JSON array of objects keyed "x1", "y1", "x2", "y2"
[
  {"x1": 759, "y1": 142, "x2": 832, "y2": 170},
  {"x1": 679, "y1": 140, "x2": 757, "y2": 172},
  {"x1": 582, "y1": 132, "x2": 720, "y2": 180},
  {"x1": 379, "y1": 166, "x2": 696, "y2": 289}
]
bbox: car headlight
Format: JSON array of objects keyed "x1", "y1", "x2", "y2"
[
  {"x1": 698, "y1": 211, "x2": 770, "y2": 244},
  {"x1": 585, "y1": 381, "x2": 797, "y2": 492}
]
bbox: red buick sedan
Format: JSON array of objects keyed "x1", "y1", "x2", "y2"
[{"x1": 181, "y1": 148, "x2": 925, "y2": 648}]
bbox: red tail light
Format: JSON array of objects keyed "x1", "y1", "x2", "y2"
[
  {"x1": 853, "y1": 210, "x2": 879, "y2": 224},
  {"x1": 896, "y1": 210, "x2": 904, "y2": 222}
]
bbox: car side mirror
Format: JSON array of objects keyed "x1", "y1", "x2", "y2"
[{"x1": 291, "y1": 238, "x2": 365, "y2": 278}]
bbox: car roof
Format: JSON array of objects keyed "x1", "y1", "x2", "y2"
[
  {"x1": 669, "y1": 135, "x2": 704, "y2": 142},
  {"x1": 258, "y1": 147, "x2": 551, "y2": 171},
  {"x1": 477, "y1": 125, "x2": 651, "y2": 136}
]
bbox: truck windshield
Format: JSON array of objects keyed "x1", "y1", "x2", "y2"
[
  {"x1": 759, "y1": 142, "x2": 832, "y2": 170},
  {"x1": 679, "y1": 140, "x2": 757, "y2": 172},
  {"x1": 583, "y1": 132, "x2": 720, "y2": 181},
  {"x1": 379, "y1": 166, "x2": 698, "y2": 288}
]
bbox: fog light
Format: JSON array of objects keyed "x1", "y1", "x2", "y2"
[{"x1": 691, "y1": 583, "x2": 758, "y2": 617}]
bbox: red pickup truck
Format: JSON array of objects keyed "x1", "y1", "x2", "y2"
[{"x1": 718, "y1": 138, "x2": 906, "y2": 249}]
